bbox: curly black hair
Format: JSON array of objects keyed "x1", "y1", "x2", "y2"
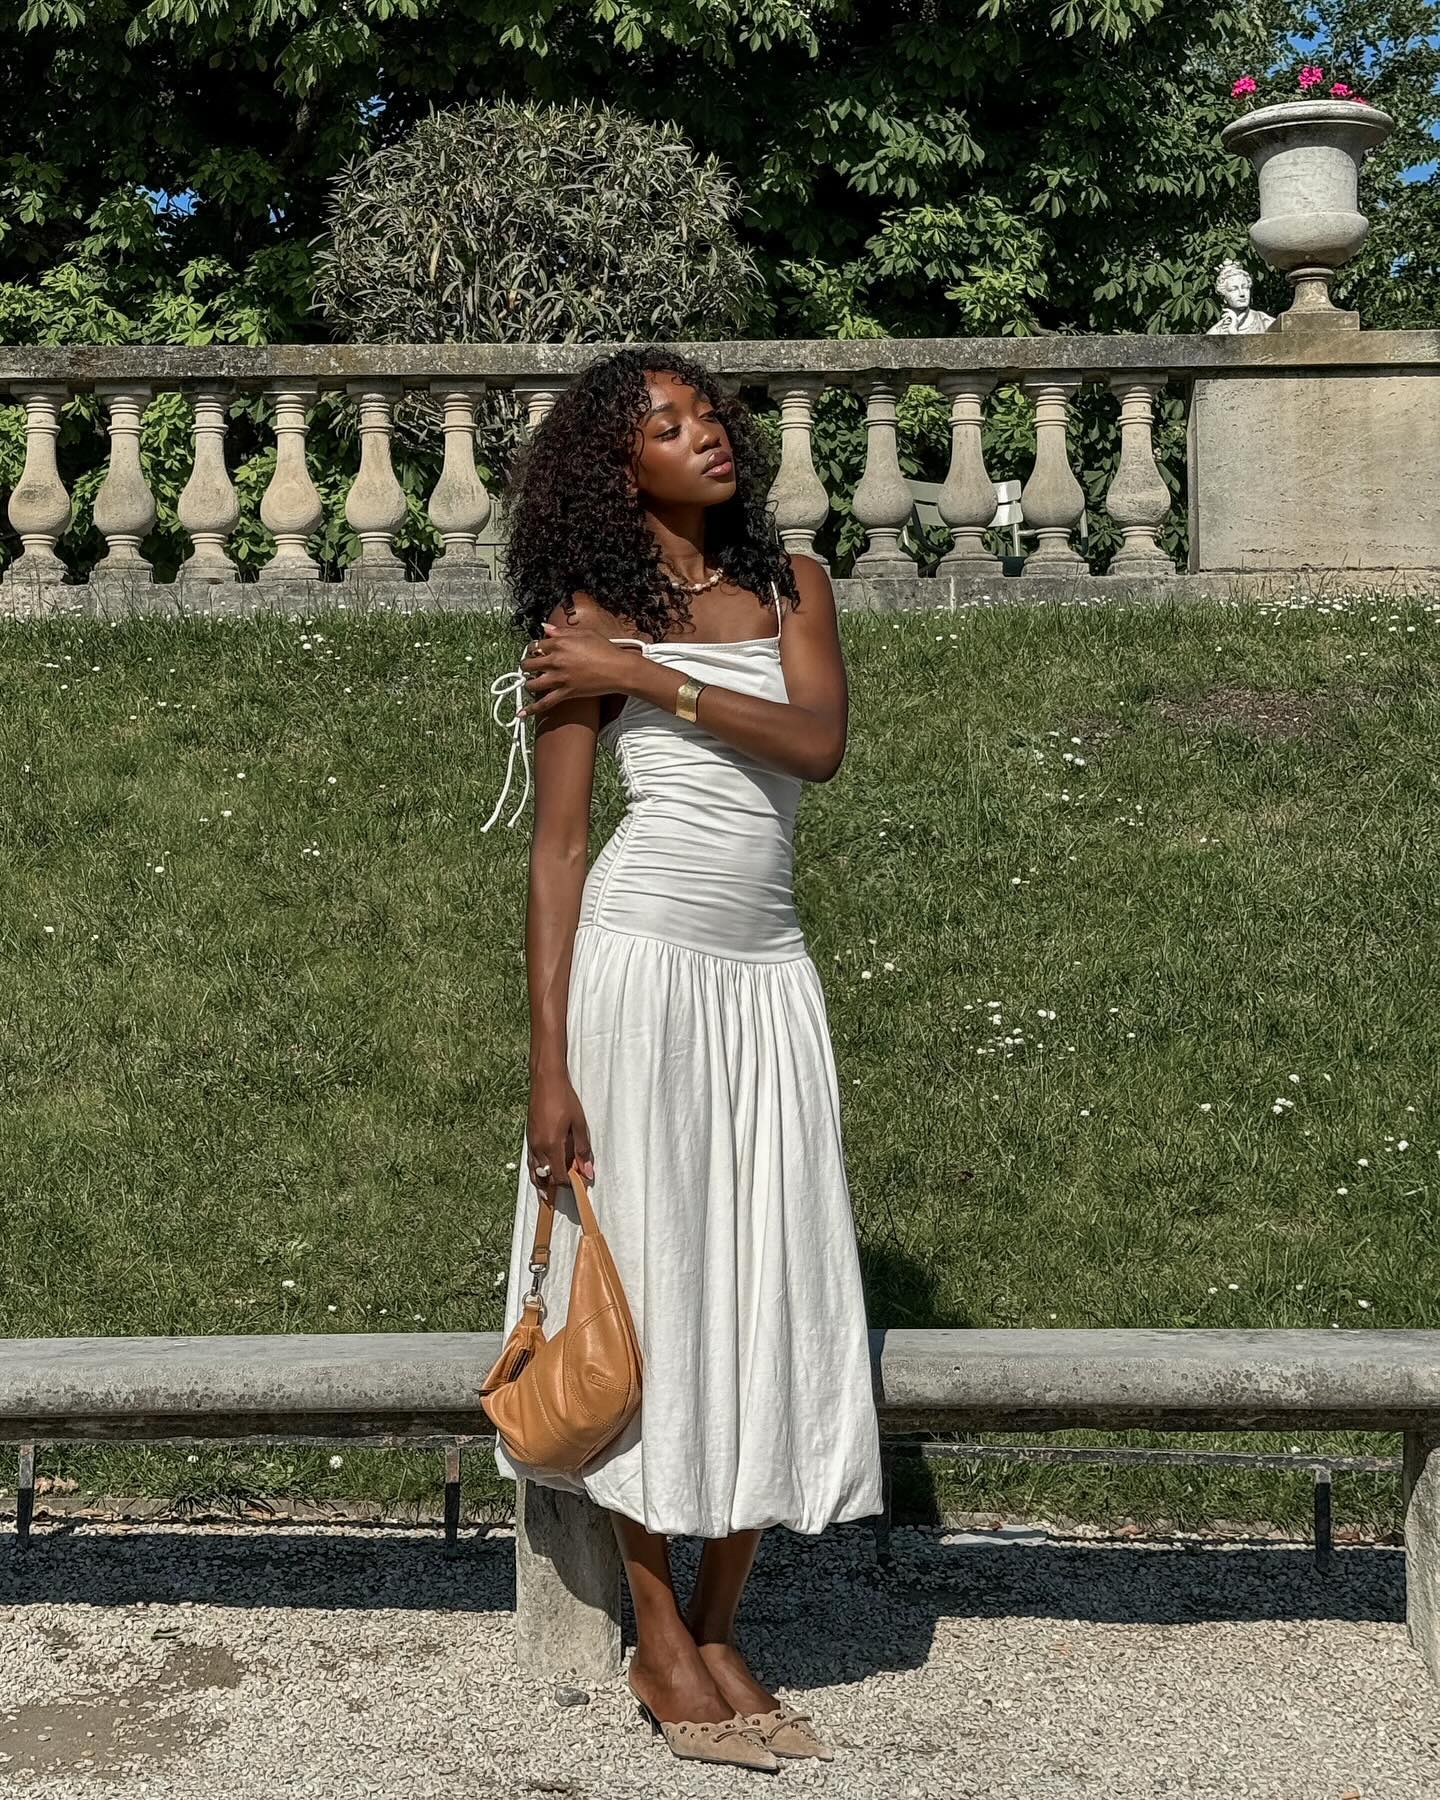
[{"x1": 501, "y1": 345, "x2": 799, "y2": 641}]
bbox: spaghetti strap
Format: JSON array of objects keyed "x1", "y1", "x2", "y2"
[{"x1": 772, "y1": 579, "x2": 785, "y2": 642}]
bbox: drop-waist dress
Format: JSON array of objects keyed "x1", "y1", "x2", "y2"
[{"x1": 481, "y1": 588, "x2": 883, "y2": 1538}]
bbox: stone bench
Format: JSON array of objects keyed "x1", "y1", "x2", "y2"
[{"x1": 4, "y1": 1328, "x2": 1439, "y2": 1685}]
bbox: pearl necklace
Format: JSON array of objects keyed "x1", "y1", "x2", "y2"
[{"x1": 659, "y1": 562, "x2": 725, "y2": 595}]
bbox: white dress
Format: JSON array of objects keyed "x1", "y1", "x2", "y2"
[{"x1": 481, "y1": 588, "x2": 884, "y2": 1539}]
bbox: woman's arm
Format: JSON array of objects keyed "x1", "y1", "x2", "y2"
[
  {"x1": 524, "y1": 599, "x2": 601, "y2": 1089},
  {"x1": 635, "y1": 554, "x2": 848, "y2": 783},
  {"x1": 529, "y1": 555, "x2": 849, "y2": 786}
]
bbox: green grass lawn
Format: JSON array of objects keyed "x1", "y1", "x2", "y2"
[{"x1": 2, "y1": 586, "x2": 1438, "y2": 1534}]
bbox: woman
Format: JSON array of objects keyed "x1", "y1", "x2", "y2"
[{"x1": 483, "y1": 346, "x2": 883, "y2": 1771}]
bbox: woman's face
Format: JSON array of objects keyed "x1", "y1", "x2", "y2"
[{"x1": 629, "y1": 370, "x2": 737, "y2": 507}]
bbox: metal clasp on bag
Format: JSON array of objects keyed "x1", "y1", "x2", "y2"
[{"x1": 526, "y1": 1258, "x2": 548, "y2": 1317}]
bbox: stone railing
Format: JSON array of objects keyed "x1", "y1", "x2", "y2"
[{"x1": 2, "y1": 332, "x2": 1438, "y2": 617}]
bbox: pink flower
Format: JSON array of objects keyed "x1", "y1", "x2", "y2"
[
  {"x1": 1232, "y1": 75, "x2": 1258, "y2": 97},
  {"x1": 1330, "y1": 82, "x2": 1352, "y2": 97},
  {"x1": 1298, "y1": 64, "x2": 1325, "y2": 91}
]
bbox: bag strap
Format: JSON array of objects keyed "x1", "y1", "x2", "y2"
[{"x1": 526, "y1": 1160, "x2": 600, "y2": 1284}]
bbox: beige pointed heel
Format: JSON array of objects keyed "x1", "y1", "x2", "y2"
[
  {"x1": 627, "y1": 1670, "x2": 780, "y2": 1771},
  {"x1": 742, "y1": 1702, "x2": 836, "y2": 1760}
]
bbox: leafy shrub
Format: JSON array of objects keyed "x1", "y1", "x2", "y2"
[{"x1": 310, "y1": 98, "x2": 763, "y2": 347}]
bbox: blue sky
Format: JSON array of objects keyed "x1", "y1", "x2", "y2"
[{"x1": 1290, "y1": 24, "x2": 1440, "y2": 181}]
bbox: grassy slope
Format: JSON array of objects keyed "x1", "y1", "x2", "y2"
[{"x1": 2, "y1": 590, "x2": 1437, "y2": 1531}]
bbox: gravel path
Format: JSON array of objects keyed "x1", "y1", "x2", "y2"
[{"x1": 1, "y1": 1518, "x2": 1437, "y2": 1798}]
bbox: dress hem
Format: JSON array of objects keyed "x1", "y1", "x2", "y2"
[
  {"x1": 493, "y1": 1443, "x2": 884, "y2": 1540},
  {"x1": 495, "y1": 1476, "x2": 884, "y2": 1540}
]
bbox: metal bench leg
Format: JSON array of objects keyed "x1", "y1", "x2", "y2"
[
  {"x1": 1404, "y1": 1431, "x2": 1440, "y2": 1685},
  {"x1": 17, "y1": 1445, "x2": 35, "y2": 1551},
  {"x1": 443, "y1": 1445, "x2": 461, "y2": 1554},
  {"x1": 870, "y1": 1443, "x2": 894, "y2": 1567},
  {"x1": 1313, "y1": 1466, "x2": 1332, "y2": 1574}
]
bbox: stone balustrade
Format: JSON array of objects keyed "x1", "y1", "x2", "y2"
[{"x1": 2, "y1": 332, "x2": 1438, "y2": 615}]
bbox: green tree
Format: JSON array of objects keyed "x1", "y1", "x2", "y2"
[
  {"x1": 5, "y1": 0, "x2": 1435, "y2": 338},
  {"x1": 2, "y1": 0, "x2": 1436, "y2": 576}
]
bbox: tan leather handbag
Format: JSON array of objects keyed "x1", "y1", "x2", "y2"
[{"x1": 479, "y1": 1156, "x2": 643, "y2": 1474}]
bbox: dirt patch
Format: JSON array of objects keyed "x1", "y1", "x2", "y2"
[
  {"x1": 1150, "y1": 683, "x2": 1378, "y2": 741},
  {"x1": 148, "y1": 1641, "x2": 245, "y2": 1697},
  {"x1": 0, "y1": 1640, "x2": 240, "y2": 1778},
  {"x1": 1063, "y1": 713, "x2": 1133, "y2": 745}
]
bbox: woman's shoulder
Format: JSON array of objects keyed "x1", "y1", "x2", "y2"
[
  {"x1": 781, "y1": 550, "x2": 831, "y2": 592},
  {"x1": 779, "y1": 551, "x2": 835, "y2": 618},
  {"x1": 544, "y1": 590, "x2": 633, "y2": 637}
]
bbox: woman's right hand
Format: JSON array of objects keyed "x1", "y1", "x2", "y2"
[
  {"x1": 527, "y1": 1070, "x2": 595, "y2": 1195},
  {"x1": 517, "y1": 620, "x2": 646, "y2": 720}
]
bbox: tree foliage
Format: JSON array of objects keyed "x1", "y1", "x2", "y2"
[
  {"x1": 1, "y1": 0, "x2": 1436, "y2": 576},
  {"x1": 10, "y1": 0, "x2": 1436, "y2": 345}
]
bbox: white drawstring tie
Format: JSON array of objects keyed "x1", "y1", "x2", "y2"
[{"x1": 480, "y1": 663, "x2": 531, "y2": 832}]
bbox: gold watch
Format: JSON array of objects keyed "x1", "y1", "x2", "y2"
[{"x1": 674, "y1": 676, "x2": 705, "y2": 722}]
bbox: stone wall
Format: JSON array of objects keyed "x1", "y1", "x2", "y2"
[
  {"x1": 1189, "y1": 365, "x2": 1440, "y2": 574},
  {"x1": 3, "y1": 332, "x2": 1439, "y2": 614}
]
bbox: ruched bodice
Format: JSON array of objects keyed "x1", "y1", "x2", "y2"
[
  {"x1": 581, "y1": 634, "x2": 805, "y2": 962},
  {"x1": 480, "y1": 589, "x2": 808, "y2": 962}
]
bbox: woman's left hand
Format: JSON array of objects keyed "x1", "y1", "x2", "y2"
[{"x1": 518, "y1": 619, "x2": 643, "y2": 719}]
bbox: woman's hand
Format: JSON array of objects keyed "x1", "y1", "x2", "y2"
[
  {"x1": 518, "y1": 618, "x2": 643, "y2": 720},
  {"x1": 526, "y1": 1069, "x2": 596, "y2": 1199}
]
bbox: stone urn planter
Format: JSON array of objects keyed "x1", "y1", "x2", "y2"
[{"x1": 1221, "y1": 99, "x2": 1394, "y2": 328}]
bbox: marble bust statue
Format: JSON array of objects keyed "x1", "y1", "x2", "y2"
[{"x1": 1207, "y1": 259, "x2": 1274, "y2": 334}]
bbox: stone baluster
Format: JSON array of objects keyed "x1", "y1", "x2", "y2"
[
  {"x1": 515, "y1": 383, "x2": 564, "y2": 436},
  {"x1": 5, "y1": 384, "x2": 72, "y2": 586},
  {"x1": 344, "y1": 381, "x2": 408, "y2": 578},
  {"x1": 936, "y1": 374, "x2": 1001, "y2": 576},
  {"x1": 1020, "y1": 377, "x2": 1088, "y2": 575},
  {"x1": 851, "y1": 373, "x2": 915, "y2": 575},
  {"x1": 427, "y1": 383, "x2": 491, "y2": 587},
  {"x1": 177, "y1": 385, "x2": 240, "y2": 584},
  {"x1": 257, "y1": 386, "x2": 324, "y2": 583},
  {"x1": 91, "y1": 384, "x2": 157, "y2": 583},
  {"x1": 766, "y1": 376, "x2": 830, "y2": 569},
  {"x1": 1105, "y1": 375, "x2": 1175, "y2": 577}
]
